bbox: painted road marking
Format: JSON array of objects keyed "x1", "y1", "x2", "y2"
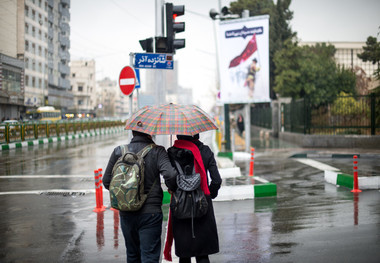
[
  {"x1": 0, "y1": 189, "x2": 95, "y2": 195},
  {"x1": 0, "y1": 175, "x2": 91, "y2": 179},
  {"x1": 294, "y1": 158, "x2": 340, "y2": 171}
]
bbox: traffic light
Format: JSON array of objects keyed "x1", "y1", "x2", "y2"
[
  {"x1": 165, "y1": 3, "x2": 185, "y2": 53},
  {"x1": 155, "y1": 37, "x2": 167, "y2": 53},
  {"x1": 139, "y1": 37, "x2": 154, "y2": 53}
]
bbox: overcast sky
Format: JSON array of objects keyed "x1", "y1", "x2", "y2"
[{"x1": 70, "y1": 0, "x2": 380, "y2": 111}]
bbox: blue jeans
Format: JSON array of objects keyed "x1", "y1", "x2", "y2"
[{"x1": 120, "y1": 212, "x2": 163, "y2": 263}]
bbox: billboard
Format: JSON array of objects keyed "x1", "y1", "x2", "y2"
[{"x1": 218, "y1": 15, "x2": 270, "y2": 103}]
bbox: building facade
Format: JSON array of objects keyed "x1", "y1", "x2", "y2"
[
  {"x1": 0, "y1": 0, "x2": 71, "y2": 120},
  {"x1": 0, "y1": 0, "x2": 25, "y2": 120},
  {"x1": 46, "y1": 0, "x2": 72, "y2": 110},
  {"x1": 300, "y1": 41, "x2": 378, "y2": 79},
  {"x1": 96, "y1": 77, "x2": 133, "y2": 118},
  {"x1": 69, "y1": 60, "x2": 96, "y2": 117}
]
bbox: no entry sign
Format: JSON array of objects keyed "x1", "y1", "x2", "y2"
[{"x1": 119, "y1": 66, "x2": 136, "y2": 96}]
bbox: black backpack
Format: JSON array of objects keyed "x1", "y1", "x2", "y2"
[{"x1": 170, "y1": 160, "x2": 208, "y2": 224}]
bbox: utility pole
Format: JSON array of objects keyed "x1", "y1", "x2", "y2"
[{"x1": 242, "y1": 10, "x2": 251, "y2": 153}]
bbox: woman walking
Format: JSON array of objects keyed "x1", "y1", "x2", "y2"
[{"x1": 164, "y1": 134, "x2": 222, "y2": 263}]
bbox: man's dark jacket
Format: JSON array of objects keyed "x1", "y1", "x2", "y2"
[{"x1": 103, "y1": 134, "x2": 178, "y2": 215}]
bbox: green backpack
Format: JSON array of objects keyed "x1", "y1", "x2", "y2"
[{"x1": 109, "y1": 144, "x2": 155, "y2": 211}]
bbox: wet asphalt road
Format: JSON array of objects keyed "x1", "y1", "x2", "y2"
[{"x1": 0, "y1": 132, "x2": 379, "y2": 263}]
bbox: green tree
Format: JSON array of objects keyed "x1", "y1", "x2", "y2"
[
  {"x1": 229, "y1": 0, "x2": 296, "y2": 99},
  {"x1": 357, "y1": 36, "x2": 380, "y2": 82},
  {"x1": 274, "y1": 41, "x2": 356, "y2": 105},
  {"x1": 358, "y1": 35, "x2": 380, "y2": 126}
]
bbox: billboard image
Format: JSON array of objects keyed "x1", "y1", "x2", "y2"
[{"x1": 218, "y1": 15, "x2": 270, "y2": 103}]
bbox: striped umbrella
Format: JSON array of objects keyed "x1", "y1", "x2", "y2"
[{"x1": 125, "y1": 104, "x2": 218, "y2": 135}]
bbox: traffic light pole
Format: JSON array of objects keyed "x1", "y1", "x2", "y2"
[
  {"x1": 155, "y1": 0, "x2": 167, "y2": 148},
  {"x1": 155, "y1": 0, "x2": 166, "y2": 106}
]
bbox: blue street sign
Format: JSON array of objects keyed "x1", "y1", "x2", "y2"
[
  {"x1": 134, "y1": 53, "x2": 174, "y2": 70},
  {"x1": 134, "y1": 68, "x2": 141, "y2": 89}
]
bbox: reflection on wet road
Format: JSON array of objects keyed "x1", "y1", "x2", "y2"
[{"x1": 0, "y1": 133, "x2": 379, "y2": 262}]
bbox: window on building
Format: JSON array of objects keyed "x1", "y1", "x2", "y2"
[
  {"x1": 25, "y1": 40, "x2": 29, "y2": 51},
  {"x1": 25, "y1": 75, "x2": 29, "y2": 86},
  {"x1": 32, "y1": 26, "x2": 35, "y2": 37},
  {"x1": 32, "y1": 77, "x2": 36, "y2": 87},
  {"x1": 25, "y1": 23, "x2": 29, "y2": 34},
  {"x1": 78, "y1": 86, "x2": 83, "y2": 92},
  {"x1": 2, "y1": 67, "x2": 22, "y2": 93},
  {"x1": 25, "y1": 5, "x2": 29, "y2": 16},
  {"x1": 38, "y1": 46, "x2": 42, "y2": 56},
  {"x1": 32, "y1": 9, "x2": 36, "y2": 20},
  {"x1": 25, "y1": 58, "x2": 29, "y2": 69},
  {"x1": 32, "y1": 43, "x2": 36, "y2": 54},
  {"x1": 78, "y1": 100, "x2": 83, "y2": 105},
  {"x1": 32, "y1": 60, "x2": 36, "y2": 70},
  {"x1": 72, "y1": 73, "x2": 75, "y2": 77},
  {"x1": 38, "y1": 78, "x2": 42, "y2": 89}
]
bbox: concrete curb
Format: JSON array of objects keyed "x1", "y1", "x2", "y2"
[
  {"x1": 162, "y1": 163, "x2": 277, "y2": 204},
  {"x1": 324, "y1": 170, "x2": 380, "y2": 190},
  {"x1": 0, "y1": 128, "x2": 125, "y2": 151}
]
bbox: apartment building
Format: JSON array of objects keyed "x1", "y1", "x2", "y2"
[
  {"x1": 0, "y1": 0, "x2": 25, "y2": 120},
  {"x1": 69, "y1": 60, "x2": 96, "y2": 117},
  {"x1": 96, "y1": 77, "x2": 133, "y2": 118},
  {"x1": 0, "y1": 0, "x2": 72, "y2": 119},
  {"x1": 46, "y1": 0, "x2": 72, "y2": 109}
]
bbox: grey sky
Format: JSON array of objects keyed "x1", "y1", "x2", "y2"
[{"x1": 290, "y1": 0, "x2": 380, "y2": 42}]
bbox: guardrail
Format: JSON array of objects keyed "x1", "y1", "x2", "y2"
[{"x1": 0, "y1": 120, "x2": 124, "y2": 144}]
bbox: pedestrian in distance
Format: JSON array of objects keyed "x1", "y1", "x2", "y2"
[
  {"x1": 164, "y1": 134, "x2": 222, "y2": 263},
  {"x1": 237, "y1": 113, "x2": 245, "y2": 136},
  {"x1": 103, "y1": 130, "x2": 178, "y2": 263}
]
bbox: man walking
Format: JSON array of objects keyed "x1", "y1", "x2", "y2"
[{"x1": 103, "y1": 130, "x2": 178, "y2": 262}]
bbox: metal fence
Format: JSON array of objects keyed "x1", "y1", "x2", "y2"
[
  {"x1": 282, "y1": 94, "x2": 380, "y2": 135},
  {"x1": 251, "y1": 103, "x2": 272, "y2": 129},
  {"x1": 0, "y1": 120, "x2": 125, "y2": 144}
]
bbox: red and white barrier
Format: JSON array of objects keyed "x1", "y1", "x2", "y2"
[
  {"x1": 93, "y1": 169, "x2": 106, "y2": 212},
  {"x1": 351, "y1": 155, "x2": 362, "y2": 193},
  {"x1": 249, "y1": 147, "x2": 255, "y2": 177}
]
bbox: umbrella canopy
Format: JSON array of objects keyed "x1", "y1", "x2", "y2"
[{"x1": 125, "y1": 104, "x2": 218, "y2": 136}]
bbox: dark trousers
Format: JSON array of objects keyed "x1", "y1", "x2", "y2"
[
  {"x1": 120, "y1": 212, "x2": 163, "y2": 263},
  {"x1": 179, "y1": 255, "x2": 210, "y2": 263}
]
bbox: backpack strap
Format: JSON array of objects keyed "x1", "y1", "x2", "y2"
[
  {"x1": 119, "y1": 143, "x2": 154, "y2": 157},
  {"x1": 174, "y1": 160, "x2": 196, "y2": 175},
  {"x1": 137, "y1": 143, "x2": 155, "y2": 158},
  {"x1": 174, "y1": 160, "x2": 184, "y2": 174},
  {"x1": 137, "y1": 144, "x2": 157, "y2": 196}
]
